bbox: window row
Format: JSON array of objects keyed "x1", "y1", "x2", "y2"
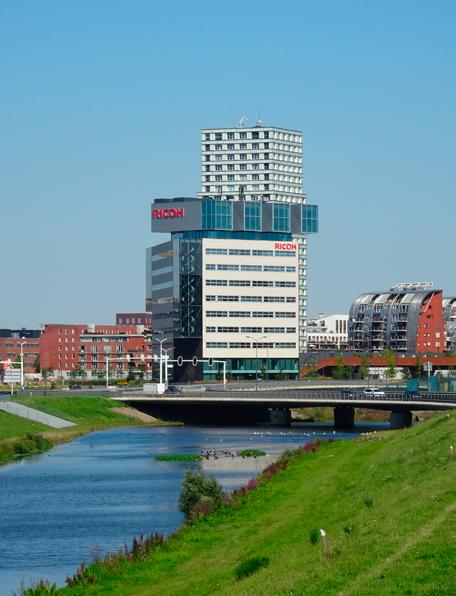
[
  {"x1": 206, "y1": 327, "x2": 296, "y2": 334},
  {"x1": 204, "y1": 164, "x2": 302, "y2": 174},
  {"x1": 204, "y1": 175, "x2": 302, "y2": 185},
  {"x1": 206, "y1": 247, "x2": 295, "y2": 257},
  {"x1": 205, "y1": 264, "x2": 296, "y2": 273},
  {"x1": 203, "y1": 143, "x2": 301, "y2": 153},
  {"x1": 204, "y1": 130, "x2": 301, "y2": 142},
  {"x1": 205, "y1": 311, "x2": 296, "y2": 318},
  {"x1": 206, "y1": 295, "x2": 297, "y2": 303},
  {"x1": 205, "y1": 279, "x2": 296, "y2": 287},
  {"x1": 206, "y1": 342, "x2": 297, "y2": 349}
]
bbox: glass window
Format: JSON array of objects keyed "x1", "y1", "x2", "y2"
[
  {"x1": 273, "y1": 203, "x2": 290, "y2": 232},
  {"x1": 215, "y1": 132, "x2": 222, "y2": 141},
  {"x1": 227, "y1": 132, "x2": 235, "y2": 140},
  {"x1": 240, "y1": 131, "x2": 247, "y2": 139},
  {"x1": 244, "y1": 202, "x2": 262, "y2": 231},
  {"x1": 202, "y1": 200, "x2": 233, "y2": 230},
  {"x1": 301, "y1": 204, "x2": 319, "y2": 233}
]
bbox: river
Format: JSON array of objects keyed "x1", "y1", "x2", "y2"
[{"x1": 0, "y1": 423, "x2": 383, "y2": 595}]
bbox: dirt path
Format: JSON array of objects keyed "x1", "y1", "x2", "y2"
[
  {"x1": 339, "y1": 498, "x2": 456, "y2": 595},
  {"x1": 111, "y1": 406, "x2": 159, "y2": 423}
]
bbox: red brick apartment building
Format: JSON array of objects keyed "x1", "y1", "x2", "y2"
[
  {"x1": 0, "y1": 329, "x2": 41, "y2": 374},
  {"x1": 40, "y1": 323, "x2": 151, "y2": 379}
]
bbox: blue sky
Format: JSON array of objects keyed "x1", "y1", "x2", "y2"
[{"x1": 1, "y1": 0, "x2": 455, "y2": 328}]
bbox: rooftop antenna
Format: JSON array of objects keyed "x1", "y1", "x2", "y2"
[
  {"x1": 236, "y1": 116, "x2": 247, "y2": 128},
  {"x1": 255, "y1": 108, "x2": 262, "y2": 127}
]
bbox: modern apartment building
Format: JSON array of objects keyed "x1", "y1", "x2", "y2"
[
  {"x1": 443, "y1": 297, "x2": 456, "y2": 350},
  {"x1": 147, "y1": 121, "x2": 318, "y2": 380},
  {"x1": 348, "y1": 283, "x2": 446, "y2": 354},
  {"x1": 306, "y1": 314, "x2": 349, "y2": 351}
]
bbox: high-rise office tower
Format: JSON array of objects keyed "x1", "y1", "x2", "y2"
[{"x1": 146, "y1": 120, "x2": 318, "y2": 381}]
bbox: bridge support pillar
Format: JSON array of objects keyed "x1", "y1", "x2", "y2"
[
  {"x1": 390, "y1": 411, "x2": 412, "y2": 430},
  {"x1": 270, "y1": 408, "x2": 291, "y2": 426},
  {"x1": 334, "y1": 406, "x2": 355, "y2": 429}
]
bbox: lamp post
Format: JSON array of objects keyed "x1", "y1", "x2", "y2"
[
  {"x1": 17, "y1": 339, "x2": 27, "y2": 391},
  {"x1": 153, "y1": 337, "x2": 168, "y2": 385},
  {"x1": 162, "y1": 347, "x2": 172, "y2": 385},
  {"x1": 246, "y1": 335, "x2": 266, "y2": 391},
  {"x1": 105, "y1": 355, "x2": 110, "y2": 389}
]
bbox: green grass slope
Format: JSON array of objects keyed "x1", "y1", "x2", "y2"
[
  {"x1": 1, "y1": 397, "x2": 157, "y2": 466},
  {"x1": 13, "y1": 396, "x2": 139, "y2": 426},
  {"x1": 61, "y1": 412, "x2": 456, "y2": 596},
  {"x1": 0, "y1": 410, "x2": 50, "y2": 440}
]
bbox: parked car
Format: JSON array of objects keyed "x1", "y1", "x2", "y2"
[
  {"x1": 363, "y1": 387, "x2": 385, "y2": 397},
  {"x1": 69, "y1": 383, "x2": 82, "y2": 389}
]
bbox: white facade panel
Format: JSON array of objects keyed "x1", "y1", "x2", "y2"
[{"x1": 202, "y1": 237, "x2": 299, "y2": 360}]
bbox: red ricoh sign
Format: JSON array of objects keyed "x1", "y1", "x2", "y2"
[
  {"x1": 275, "y1": 242, "x2": 297, "y2": 251},
  {"x1": 152, "y1": 207, "x2": 185, "y2": 219}
]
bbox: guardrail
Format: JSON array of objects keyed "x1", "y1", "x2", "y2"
[{"x1": 128, "y1": 390, "x2": 456, "y2": 407}]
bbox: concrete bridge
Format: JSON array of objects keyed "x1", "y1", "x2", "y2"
[{"x1": 112, "y1": 388, "x2": 456, "y2": 429}]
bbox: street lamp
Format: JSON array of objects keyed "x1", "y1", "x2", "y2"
[
  {"x1": 246, "y1": 335, "x2": 266, "y2": 391},
  {"x1": 17, "y1": 339, "x2": 27, "y2": 391},
  {"x1": 162, "y1": 347, "x2": 172, "y2": 384},
  {"x1": 153, "y1": 337, "x2": 168, "y2": 385}
]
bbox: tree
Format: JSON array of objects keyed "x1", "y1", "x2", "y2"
[
  {"x1": 42, "y1": 367, "x2": 54, "y2": 388},
  {"x1": 358, "y1": 354, "x2": 370, "y2": 380},
  {"x1": 382, "y1": 349, "x2": 397, "y2": 381},
  {"x1": 178, "y1": 469, "x2": 224, "y2": 519},
  {"x1": 34, "y1": 355, "x2": 40, "y2": 373},
  {"x1": 333, "y1": 355, "x2": 349, "y2": 379}
]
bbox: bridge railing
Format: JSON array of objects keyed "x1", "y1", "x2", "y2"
[{"x1": 155, "y1": 389, "x2": 456, "y2": 405}]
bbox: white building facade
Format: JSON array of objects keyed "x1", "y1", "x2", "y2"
[{"x1": 306, "y1": 314, "x2": 349, "y2": 351}]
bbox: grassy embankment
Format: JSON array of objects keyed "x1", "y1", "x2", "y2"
[
  {"x1": 57, "y1": 410, "x2": 455, "y2": 595},
  {"x1": 0, "y1": 396, "x2": 168, "y2": 465}
]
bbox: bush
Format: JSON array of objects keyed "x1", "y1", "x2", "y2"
[
  {"x1": 309, "y1": 528, "x2": 320, "y2": 544},
  {"x1": 13, "y1": 441, "x2": 28, "y2": 455},
  {"x1": 178, "y1": 469, "x2": 225, "y2": 519},
  {"x1": 235, "y1": 556, "x2": 270, "y2": 580}
]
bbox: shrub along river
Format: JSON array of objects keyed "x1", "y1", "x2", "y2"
[{"x1": 0, "y1": 423, "x2": 385, "y2": 595}]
